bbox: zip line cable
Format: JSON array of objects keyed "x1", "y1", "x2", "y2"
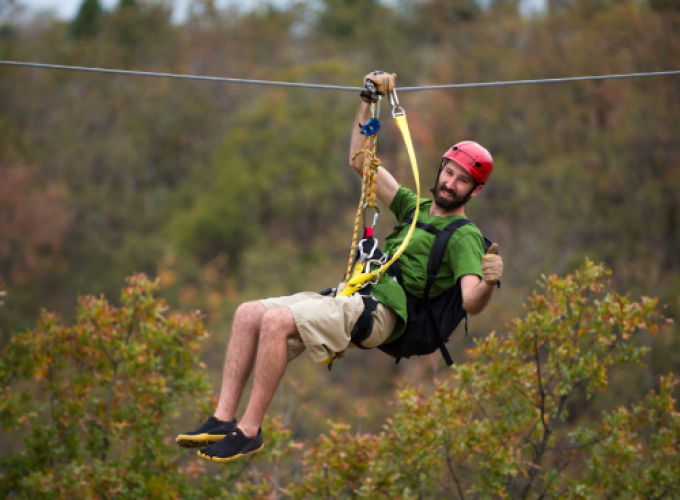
[
  {"x1": 1, "y1": 60, "x2": 679, "y2": 92},
  {"x1": 0, "y1": 60, "x2": 363, "y2": 91},
  {"x1": 399, "y1": 70, "x2": 680, "y2": 91}
]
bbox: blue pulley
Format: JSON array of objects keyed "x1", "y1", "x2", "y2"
[{"x1": 360, "y1": 117, "x2": 381, "y2": 136}]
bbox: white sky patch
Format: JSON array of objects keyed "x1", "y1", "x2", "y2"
[
  {"x1": 16, "y1": 0, "x2": 291, "y2": 23},
  {"x1": 17, "y1": 0, "x2": 546, "y2": 24}
]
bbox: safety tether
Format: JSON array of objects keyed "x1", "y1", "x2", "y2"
[
  {"x1": 345, "y1": 115, "x2": 380, "y2": 284},
  {"x1": 338, "y1": 92, "x2": 420, "y2": 298}
]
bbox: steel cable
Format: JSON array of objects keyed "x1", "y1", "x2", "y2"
[
  {"x1": 1, "y1": 60, "x2": 679, "y2": 91},
  {"x1": 0, "y1": 60, "x2": 365, "y2": 91},
  {"x1": 397, "y1": 70, "x2": 680, "y2": 91}
]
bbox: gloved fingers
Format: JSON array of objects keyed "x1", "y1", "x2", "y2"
[
  {"x1": 482, "y1": 259, "x2": 502, "y2": 269},
  {"x1": 482, "y1": 254, "x2": 502, "y2": 266},
  {"x1": 482, "y1": 254, "x2": 503, "y2": 285},
  {"x1": 486, "y1": 242, "x2": 499, "y2": 255},
  {"x1": 360, "y1": 89, "x2": 378, "y2": 103},
  {"x1": 482, "y1": 262, "x2": 503, "y2": 275},
  {"x1": 363, "y1": 71, "x2": 397, "y2": 96}
]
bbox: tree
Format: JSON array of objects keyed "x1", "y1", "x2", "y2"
[
  {"x1": 281, "y1": 261, "x2": 677, "y2": 498},
  {"x1": 649, "y1": 0, "x2": 680, "y2": 12},
  {"x1": 70, "y1": 0, "x2": 103, "y2": 39},
  {"x1": 0, "y1": 275, "x2": 217, "y2": 498},
  {"x1": 1, "y1": 262, "x2": 676, "y2": 498}
]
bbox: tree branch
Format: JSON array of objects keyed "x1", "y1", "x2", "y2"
[
  {"x1": 534, "y1": 336, "x2": 549, "y2": 433},
  {"x1": 536, "y1": 450, "x2": 580, "y2": 500},
  {"x1": 443, "y1": 433, "x2": 466, "y2": 500}
]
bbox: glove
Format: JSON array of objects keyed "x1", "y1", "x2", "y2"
[
  {"x1": 361, "y1": 71, "x2": 397, "y2": 102},
  {"x1": 482, "y1": 243, "x2": 503, "y2": 286}
]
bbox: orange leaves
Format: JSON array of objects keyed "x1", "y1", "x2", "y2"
[
  {"x1": 0, "y1": 273, "x2": 213, "y2": 497},
  {"x1": 0, "y1": 164, "x2": 74, "y2": 284},
  {"x1": 179, "y1": 459, "x2": 205, "y2": 479},
  {"x1": 1, "y1": 264, "x2": 675, "y2": 497}
]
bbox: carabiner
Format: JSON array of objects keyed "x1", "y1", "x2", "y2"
[
  {"x1": 362, "y1": 203, "x2": 380, "y2": 230},
  {"x1": 389, "y1": 88, "x2": 405, "y2": 118}
]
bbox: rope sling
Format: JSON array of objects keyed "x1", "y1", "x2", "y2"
[
  {"x1": 345, "y1": 105, "x2": 381, "y2": 284},
  {"x1": 319, "y1": 89, "x2": 422, "y2": 367},
  {"x1": 338, "y1": 89, "x2": 421, "y2": 299}
]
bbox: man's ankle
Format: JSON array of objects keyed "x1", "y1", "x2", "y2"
[
  {"x1": 214, "y1": 412, "x2": 235, "y2": 423},
  {"x1": 237, "y1": 423, "x2": 259, "y2": 438}
]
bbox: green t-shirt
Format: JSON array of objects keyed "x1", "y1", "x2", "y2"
[{"x1": 371, "y1": 186, "x2": 485, "y2": 344}]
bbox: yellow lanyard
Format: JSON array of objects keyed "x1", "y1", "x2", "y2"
[{"x1": 337, "y1": 108, "x2": 420, "y2": 297}]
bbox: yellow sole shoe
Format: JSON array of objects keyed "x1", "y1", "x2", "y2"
[
  {"x1": 175, "y1": 416, "x2": 237, "y2": 449},
  {"x1": 175, "y1": 433, "x2": 226, "y2": 448},
  {"x1": 196, "y1": 427, "x2": 264, "y2": 463},
  {"x1": 197, "y1": 443, "x2": 264, "y2": 463}
]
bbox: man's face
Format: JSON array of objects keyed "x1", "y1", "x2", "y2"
[{"x1": 434, "y1": 160, "x2": 481, "y2": 210}]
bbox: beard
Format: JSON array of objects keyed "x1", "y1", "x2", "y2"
[{"x1": 433, "y1": 181, "x2": 475, "y2": 210}]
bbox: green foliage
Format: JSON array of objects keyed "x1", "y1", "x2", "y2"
[
  {"x1": 166, "y1": 82, "x2": 353, "y2": 265},
  {"x1": 1, "y1": 0, "x2": 680, "y2": 472},
  {"x1": 0, "y1": 275, "x2": 215, "y2": 498},
  {"x1": 649, "y1": 0, "x2": 680, "y2": 12},
  {"x1": 315, "y1": 0, "x2": 383, "y2": 40},
  {"x1": 70, "y1": 0, "x2": 103, "y2": 39},
  {"x1": 219, "y1": 261, "x2": 677, "y2": 499},
  {"x1": 0, "y1": 263, "x2": 676, "y2": 498}
]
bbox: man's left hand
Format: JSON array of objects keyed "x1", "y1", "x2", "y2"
[
  {"x1": 362, "y1": 71, "x2": 396, "y2": 100},
  {"x1": 482, "y1": 243, "x2": 503, "y2": 285}
]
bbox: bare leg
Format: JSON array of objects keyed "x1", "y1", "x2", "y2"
[
  {"x1": 214, "y1": 301, "x2": 266, "y2": 422},
  {"x1": 238, "y1": 306, "x2": 300, "y2": 437}
]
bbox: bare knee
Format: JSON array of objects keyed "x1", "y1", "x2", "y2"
[
  {"x1": 260, "y1": 307, "x2": 299, "y2": 341},
  {"x1": 234, "y1": 301, "x2": 266, "y2": 329}
]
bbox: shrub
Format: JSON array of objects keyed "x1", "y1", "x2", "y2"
[
  {"x1": 0, "y1": 274, "x2": 214, "y2": 499},
  {"x1": 2, "y1": 262, "x2": 677, "y2": 499}
]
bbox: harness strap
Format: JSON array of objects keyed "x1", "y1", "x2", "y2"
[
  {"x1": 426, "y1": 303, "x2": 454, "y2": 366},
  {"x1": 350, "y1": 295, "x2": 379, "y2": 349},
  {"x1": 390, "y1": 216, "x2": 472, "y2": 365}
]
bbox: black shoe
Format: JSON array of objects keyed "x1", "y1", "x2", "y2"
[
  {"x1": 175, "y1": 416, "x2": 237, "y2": 448},
  {"x1": 197, "y1": 427, "x2": 264, "y2": 463}
]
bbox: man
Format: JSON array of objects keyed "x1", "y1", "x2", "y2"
[{"x1": 174, "y1": 71, "x2": 504, "y2": 463}]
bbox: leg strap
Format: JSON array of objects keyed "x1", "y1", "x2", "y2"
[{"x1": 350, "y1": 296, "x2": 379, "y2": 349}]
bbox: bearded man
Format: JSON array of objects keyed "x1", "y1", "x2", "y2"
[{"x1": 174, "y1": 71, "x2": 503, "y2": 463}]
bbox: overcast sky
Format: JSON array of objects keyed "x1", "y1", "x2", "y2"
[
  {"x1": 18, "y1": 0, "x2": 545, "y2": 22},
  {"x1": 20, "y1": 0, "x2": 203, "y2": 22}
]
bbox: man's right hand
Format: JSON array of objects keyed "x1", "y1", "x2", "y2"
[
  {"x1": 482, "y1": 243, "x2": 503, "y2": 286},
  {"x1": 361, "y1": 71, "x2": 396, "y2": 102}
]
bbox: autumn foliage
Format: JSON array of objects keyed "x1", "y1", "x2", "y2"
[
  {"x1": 0, "y1": 275, "x2": 215, "y2": 498},
  {"x1": 1, "y1": 0, "x2": 680, "y2": 497},
  {"x1": 1, "y1": 262, "x2": 677, "y2": 498}
]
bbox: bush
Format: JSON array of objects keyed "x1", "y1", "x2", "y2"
[
  {"x1": 2, "y1": 262, "x2": 678, "y2": 499},
  {"x1": 286, "y1": 261, "x2": 678, "y2": 499},
  {"x1": 0, "y1": 274, "x2": 214, "y2": 499}
]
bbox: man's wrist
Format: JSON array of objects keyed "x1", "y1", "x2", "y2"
[{"x1": 481, "y1": 278, "x2": 497, "y2": 288}]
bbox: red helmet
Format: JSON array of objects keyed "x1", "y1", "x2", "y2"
[{"x1": 442, "y1": 141, "x2": 493, "y2": 184}]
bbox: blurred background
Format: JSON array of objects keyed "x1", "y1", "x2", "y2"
[{"x1": 1, "y1": 0, "x2": 679, "y2": 446}]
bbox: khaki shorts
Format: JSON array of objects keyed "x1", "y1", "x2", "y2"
[{"x1": 259, "y1": 292, "x2": 397, "y2": 364}]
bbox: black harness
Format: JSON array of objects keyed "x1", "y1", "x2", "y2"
[{"x1": 330, "y1": 203, "x2": 497, "y2": 366}]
